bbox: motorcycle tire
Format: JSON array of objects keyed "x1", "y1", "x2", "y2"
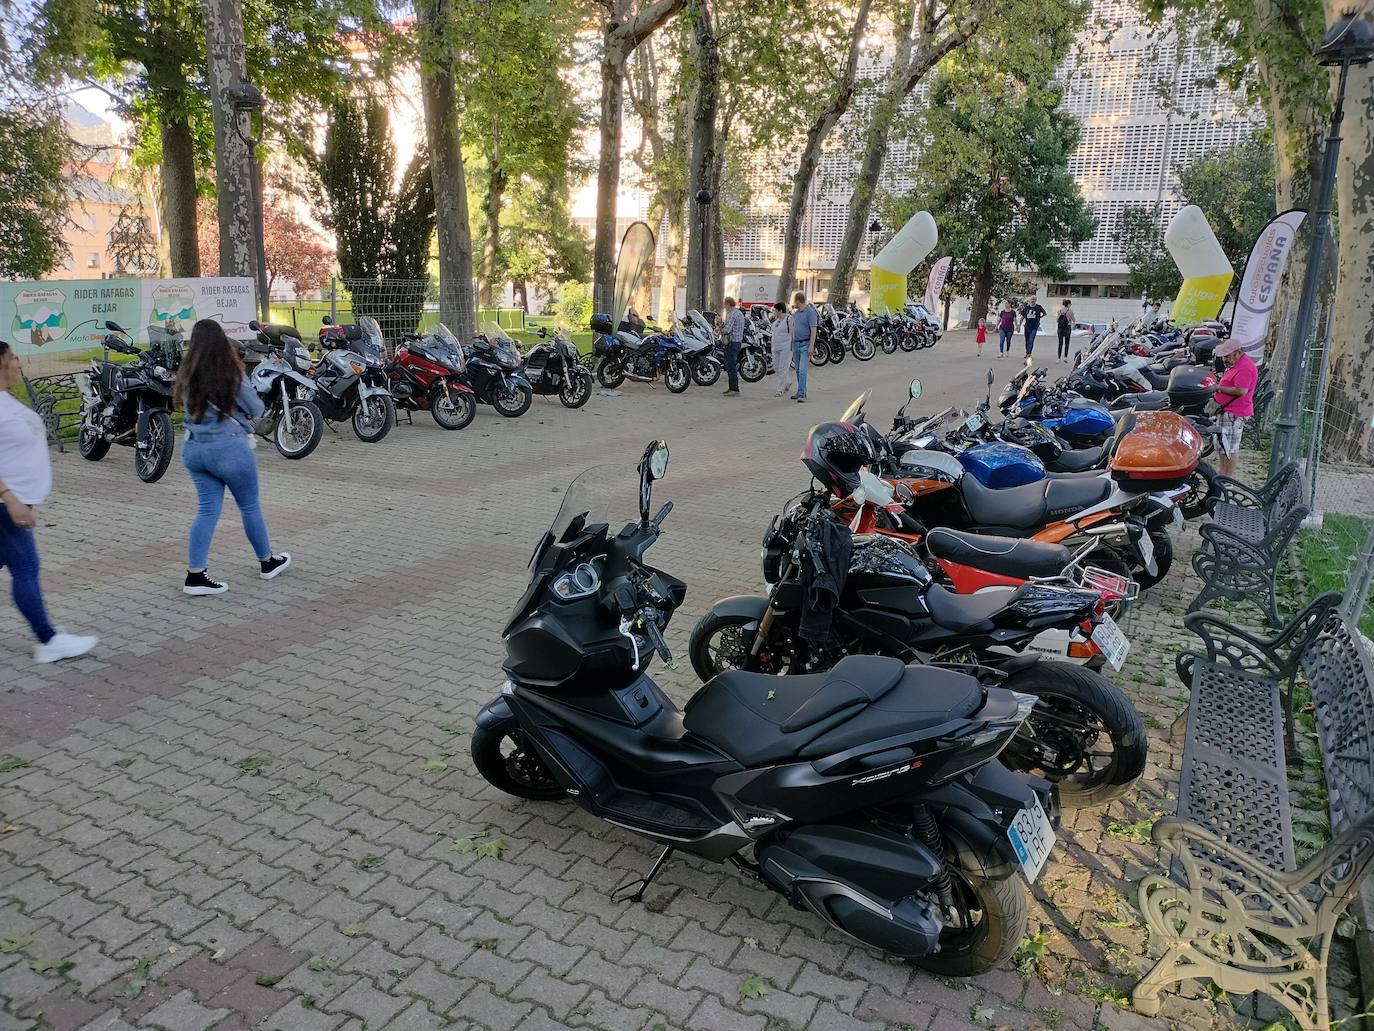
[
  {"x1": 691, "y1": 357, "x2": 721, "y2": 387},
  {"x1": 689, "y1": 610, "x2": 793, "y2": 681},
  {"x1": 899, "y1": 334, "x2": 919, "y2": 352},
  {"x1": 493, "y1": 382, "x2": 534, "y2": 417},
  {"x1": 471, "y1": 717, "x2": 565, "y2": 801},
  {"x1": 352, "y1": 395, "x2": 396, "y2": 441},
  {"x1": 1179, "y1": 459, "x2": 1217, "y2": 520},
  {"x1": 430, "y1": 386, "x2": 476, "y2": 429},
  {"x1": 912, "y1": 828, "x2": 1026, "y2": 976},
  {"x1": 828, "y1": 338, "x2": 845, "y2": 365},
  {"x1": 664, "y1": 358, "x2": 691, "y2": 394},
  {"x1": 78, "y1": 424, "x2": 110, "y2": 462},
  {"x1": 880, "y1": 335, "x2": 898, "y2": 355},
  {"x1": 809, "y1": 341, "x2": 830, "y2": 367},
  {"x1": 998, "y1": 661, "x2": 1148, "y2": 809},
  {"x1": 134, "y1": 411, "x2": 175, "y2": 484},
  {"x1": 558, "y1": 372, "x2": 593, "y2": 410},
  {"x1": 596, "y1": 357, "x2": 626, "y2": 389},
  {"x1": 275, "y1": 401, "x2": 324, "y2": 458},
  {"x1": 852, "y1": 335, "x2": 876, "y2": 361},
  {"x1": 739, "y1": 348, "x2": 767, "y2": 384}
]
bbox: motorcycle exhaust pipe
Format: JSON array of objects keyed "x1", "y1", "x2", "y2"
[{"x1": 624, "y1": 373, "x2": 654, "y2": 384}]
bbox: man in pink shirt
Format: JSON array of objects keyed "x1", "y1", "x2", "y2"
[{"x1": 1212, "y1": 338, "x2": 1259, "y2": 477}]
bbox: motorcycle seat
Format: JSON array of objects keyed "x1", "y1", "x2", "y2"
[
  {"x1": 923, "y1": 584, "x2": 1012, "y2": 631},
  {"x1": 683, "y1": 655, "x2": 981, "y2": 767},
  {"x1": 959, "y1": 473, "x2": 1112, "y2": 528},
  {"x1": 1114, "y1": 391, "x2": 1169, "y2": 411},
  {"x1": 925, "y1": 528, "x2": 1071, "y2": 580},
  {"x1": 1048, "y1": 446, "x2": 1103, "y2": 472}
]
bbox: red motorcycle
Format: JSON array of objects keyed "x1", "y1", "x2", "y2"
[{"x1": 386, "y1": 324, "x2": 477, "y2": 430}]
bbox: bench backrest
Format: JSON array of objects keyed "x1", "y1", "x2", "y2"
[
  {"x1": 20, "y1": 374, "x2": 82, "y2": 450},
  {"x1": 1302, "y1": 613, "x2": 1374, "y2": 833},
  {"x1": 1271, "y1": 464, "x2": 1306, "y2": 519}
]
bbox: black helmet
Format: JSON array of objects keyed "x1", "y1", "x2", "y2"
[{"x1": 803, "y1": 421, "x2": 875, "y2": 497}]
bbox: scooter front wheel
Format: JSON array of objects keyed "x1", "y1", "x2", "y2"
[{"x1": 471, "y1": 718, "x2": 565, "y2": 801}]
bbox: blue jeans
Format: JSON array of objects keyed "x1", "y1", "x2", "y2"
[
  {"x1": 183, "y1": 435, "x2": 272, "y2": 570},
  {"x1": 1024, "y1": 321, "x2": 1039, "y2": 354},
  {"x1": 723, "y1": 340, "x2": 741, "y2": 391},
  {"x1": 998, "y1": 329, "x2": 1013, "y2": 353},
  {"x1": 792, "y1": 341, "x2": 809, "y2": 397},
  {"x1": 0, "y1": 506, "x2": 55, "y2": 643}
]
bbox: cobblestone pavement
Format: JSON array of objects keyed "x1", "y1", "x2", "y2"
[{"x1": 2, "y1": 340, "x2": 1237, "y2": 1030}]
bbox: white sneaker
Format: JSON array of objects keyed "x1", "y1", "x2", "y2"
[{"x1": 35, "y1": 632, "x2": 98, "y2": 664}]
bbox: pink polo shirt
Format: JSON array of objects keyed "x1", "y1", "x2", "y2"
[{"x1": 1215, "y1": 353, "x2": 1258, "y2": 418}]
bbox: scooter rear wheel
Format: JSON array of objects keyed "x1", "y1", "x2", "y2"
[
  {"x1": 912, "y1": 830, "x2": 1026, "y2": 976},
  {"x1": 471, "y1": 718, "x2": 565, "y2": 801}
]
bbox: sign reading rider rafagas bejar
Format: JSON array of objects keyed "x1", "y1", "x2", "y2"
[{"x1": 2, "y1": 276, "x2": 257, "y2": 356}]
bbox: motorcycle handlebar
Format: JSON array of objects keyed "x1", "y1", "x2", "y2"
[{"x1": 639, "y1": 609, "x2": 672, "y2": 663}]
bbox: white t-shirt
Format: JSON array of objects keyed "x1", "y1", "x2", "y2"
[
  {"x1": 0, "y1": 392, "x2": 53, "y2": 505},
  {"x1": 769, "y1": 314, "x2": 792, "y2": 349}
]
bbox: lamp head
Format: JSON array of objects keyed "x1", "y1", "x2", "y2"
[
  {"x1": 226, "y1": 78, "x2": 265, "y2": 114},
  {"x1": 868, "y1": 219, "x2": 881, "y2": 233},
  {"x1": 695, "y1": 189, "x2": 713, "y2": 206},
  {"x1": 1316, "y1": 9, "x2": 1374, "y2": 66}
]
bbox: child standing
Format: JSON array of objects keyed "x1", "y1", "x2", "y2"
[{"x1": 975, "y1": 318, "x2": 986, "y2": 357}]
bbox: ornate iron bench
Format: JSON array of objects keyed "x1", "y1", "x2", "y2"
[
  {"x1": 1211, "y1": 462, "x2": 1305, "y2": 544},
  {"x1": 20, "y1": 373, "x2": 83, "y2": 452},
  {"x1": 1135, "y1": 595, "x2": 1374, "y2": 1030},
  {"x1": 1189, "y1": 504, "x2": 1309, "y2": 628}
]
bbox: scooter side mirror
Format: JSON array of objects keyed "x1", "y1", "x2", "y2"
[
  {"x1": 987, "y1": 369, "x2": 995, "y2": 387},
  {"x1": 638, "y1": 439, "x2": 669, "y2": 525},
  {"x1": 909, "y1": 378, "x2": 923, "y2": 400}
]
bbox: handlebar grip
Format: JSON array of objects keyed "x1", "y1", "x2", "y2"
[
  {"x1": 641, "y1": 612, "x2": 672, "y2": 663},
  {"x1": 651, "y1": 501, "x2": 673, "y2": 527}
]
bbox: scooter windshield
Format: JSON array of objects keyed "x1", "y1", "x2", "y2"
[
  {"x1": 538, "y1": 465, "x2": 636, "y2": 569},
  {"x1": 431, "y1": 323, "x2": 466, "y2": 372}
]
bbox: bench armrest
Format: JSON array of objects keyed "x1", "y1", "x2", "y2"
[{"x1": 1212, "y1": 475, "x2": 1266, "y2": 510}]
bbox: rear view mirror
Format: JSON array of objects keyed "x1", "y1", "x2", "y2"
[
  {"x1": 648, "y1": 442, "x2": 669, "y2": 480},
  {"x1": 249, "y1": 320, "x2": 261, "y2": 331},
  {"x1": 986, "y1": 369, "x2": 995, "y2": 387},
  {"x1": 1073, "y1": 349, "x2": 1083, "y2": 368},
  {"x1": 104, "y1": 320, "x2": 122, "y2": 333},
  {"x1": 909, "y1": 378, "x2": 923, "y2": 399}
]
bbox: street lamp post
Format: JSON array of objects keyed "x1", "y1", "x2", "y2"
[
  {"x1": 695, "y1": 188, "x2": 712, "y2": 312},
  {"x1": 1270, "y1": 10, "x2": 1374, "y2": 474},
  {"x1": 226, "y1": 77, "x2": 270, "y2": 322}
]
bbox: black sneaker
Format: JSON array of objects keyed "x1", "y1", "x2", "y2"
[
  {"x1": 184, "y1": 570, "x2": 228, "y2": 596},
  {"x1": 260, "y1": 553, "x2": 292, "y2": 580}
]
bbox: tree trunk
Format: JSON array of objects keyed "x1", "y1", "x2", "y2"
[
  {"x1": 971, "y1": 270, "x2": 993, "y2": 327},
  {"x1": 201, "y1": 0, "x2": 258, "y2": 300},
  {"x1": 419, "y1": 0, "x2": 476, "y2": 337},
  {"x1": 478, "y1": 159, "x2": 504, "y2": 311},
  {"x1": 1321, "y1": 37, "x2": 1374, "y2": 462},
  {"x1": 776, "y1": 0, "x2": 871, "y2": 304},
  {"x1": 709, "y1": 145, "x2": 725, "y2": 312},
  {"x1": 158, "y1": 110, "x2": 200, "y2": 278},
  {"x1": 659, "y1": 196, "x2": 685, "y2": 324},
  {"x1": 685, "y1": 0, "x2": 718, "y2": 312}
]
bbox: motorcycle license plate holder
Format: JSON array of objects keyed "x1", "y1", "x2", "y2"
[
  {"x1": 1137, "y1": 529, "x2": 1156, "y2": 574},
  {"x1": 1006, "y1": 798, "x2": 1055, "y2": 883},
  {"x1": 1090, "y1": 612, "x2": 1131, "y2": 671}
]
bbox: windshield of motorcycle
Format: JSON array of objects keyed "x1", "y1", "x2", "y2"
[
  {"x1": 356, "y1": 316, "x2": 386, "y2": 362},
  {"x1": 431, "y1": 323, "x2": 466, "y2": 372},
  {"x1": 479, "y1": 323, "x2": 521, "y2": 366},
  {"x1": 612, "y1": 222, "x2": 656, "y2": 332},
  {"x1": 840, "y1": 390, "x2": 871, "y2": 425},
  {"x1": 535, "y1": 465, "x2": 637, "y2": 570},
  {"x1": 687, "y1": 311, "x2": 713, "y2": 340}
]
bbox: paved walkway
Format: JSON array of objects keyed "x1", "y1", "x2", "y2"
[{"x1": 3, "y1": 341, "x2": 1230, "y2": 1030}]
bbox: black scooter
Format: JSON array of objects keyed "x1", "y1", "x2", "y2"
[{"x1": 472, "y1": 442, "x2": 1060, "y2": 975}]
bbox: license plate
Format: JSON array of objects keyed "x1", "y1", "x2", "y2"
[
  {"x1": 1137, "y1": 530, "x2": 1155, "y2": 572},
  {"x1": 1006, "y1": 798, "x2": 1055, "y2": 883},
  {"x1": 1091, "y1": 612, "x2": 1131, "y2": 671},
  {"x1": 965, "y1": 412, "x2": 985, "y2": 431}
]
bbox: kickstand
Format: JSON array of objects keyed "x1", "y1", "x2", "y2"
[
  {"x1": 323, "y1": 420, "x2": 339, "y2": 434},
  {"x1": 611, "y1": 846, "x2": 674, "y2": 904}
]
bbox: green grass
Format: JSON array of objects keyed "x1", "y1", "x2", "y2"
[{"x1": 1299, "y1": 513, "x2": 1374, "y2": 638}]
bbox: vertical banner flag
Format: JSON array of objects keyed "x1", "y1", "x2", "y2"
[
  {"x1": 924, "y1": 256, "x2": 952, "y2": 313},
  {"x1": 1164, "y1": 205, "x2": 1234, "y2": 325},
  {"x1": 870, "y1": 212, "x2": 938, "y2": 314},
  {"x1": 1228, "y1": 209, "x2": 1307, "y2": 364}
]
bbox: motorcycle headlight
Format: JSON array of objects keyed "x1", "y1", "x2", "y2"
[{"x1": 154, "y1": 365, "x2": 169, "y2": 380}]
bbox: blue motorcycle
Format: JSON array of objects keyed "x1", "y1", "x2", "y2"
[{"x1": 591, "y1": 313, "x2": 692, "y2": 393}]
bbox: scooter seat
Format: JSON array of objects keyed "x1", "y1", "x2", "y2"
[
  {"x1": 959, "y1": 473, "x2": 1112, "y2": 529},
  {"x1": 925, "y1": 528, "x2": 1071, "y2": 580},
  {"x1": 1048, "y1": 446, "x2": 1103, "y2": 473},
  {"x1": 683, "y1": 655, "x2": 982, "y2": 767},
  {"x1": 1114, "y1": 391, "x2": 1169, "y2": 411}
]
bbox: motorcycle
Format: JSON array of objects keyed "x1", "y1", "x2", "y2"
[
  {"x1": 312, "y1": 316, "x2": 397, "y2": 442},
  {"x1": 75, "y1": 320, "x2": 179, "y2": 483},
  {"x1": 679, "y1": 311, "x2": 725, "y2": 387},
  {"x1": 690, "y1": 482, "x2": 1147, "y2": 809},
  {"x1": 591, "y1": 317, "x2": 692, "y2": 393},
  {"x1": 386, "y1": 323, "x2": 477, "y2": 429},
  {"x1": 465, "y1": 325, "x2": 536, "y2": 416},
  {"x1": 241, "y1": 324, "x2": 325, "y2": 459},
  {"x1": 520, "y1": 326, "x2": 594, "y2": 410},
  {"x1": 473, "y1": 442, "x2": 1061, "y2": 973}
]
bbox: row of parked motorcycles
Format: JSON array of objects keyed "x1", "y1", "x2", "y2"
[
  {"x1": 467, "y1": 317, "x2": 1226, "y2": 982},
  {"x1": 74, "y1": 316, "x2": 597, "y2": 477}
]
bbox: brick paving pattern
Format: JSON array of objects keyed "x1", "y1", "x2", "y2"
[{"x1": 3, "y1": 339, "x2": 1243, "y2": 1029}]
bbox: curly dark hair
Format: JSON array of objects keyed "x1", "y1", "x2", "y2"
[{"x1": 174, "y1": 320, "x2": 245, "y2": 423}]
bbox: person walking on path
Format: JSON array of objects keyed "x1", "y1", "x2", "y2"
[
  {"x1": 720, "y1": 297, "x2": 745, "y2": 396},
  {"x1": 791, "y1": 291, "x2": 818, "y2": 403},
  {"x1": 0, "y1": 340, "x2": 98, "y2": 663},
  {"x1": 1056, "y1": 300, "x2": 1075, "y2": 361},
  {"x1": 1210, "y1": 338, "x2": 1259, "y2": 479},
  {"x1": 768, "y1": 302, "x2": 794, "y2": 397},
  {"x1": 175, "y1": 319, "x2": 291, "y2": 596},
  {"x1": 975, "y1": 318, "x2": 986, "y2": 358},
  {"x1": 1021, "y1": 296, "x2": 1047, "y2": 356},
  {"x1": 996, "y1": 301, "x2": 1015, "y2": 357}
]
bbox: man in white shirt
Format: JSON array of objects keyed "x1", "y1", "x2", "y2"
[{"x1": 0, "y1": 340, "x2": 98, "y2": 663}]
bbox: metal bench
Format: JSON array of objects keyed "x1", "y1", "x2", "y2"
[
  {"x1": 1189, "y1": 504, "x2": 1309, "y2": 628},
  {"x1": 1135, "y1": 594, "x2": 1374, "y2": 1030},
  {"x1": 20, "y1": 373, "x2": 83, "y2": 452},
  {"x1": 1211, "y1": 462, "x2": 1304, "y2": 544}
]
